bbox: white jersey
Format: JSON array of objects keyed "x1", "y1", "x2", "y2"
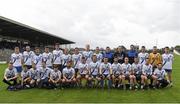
[
  {"x1": 72, "y1": 53, "x2": 82, "y2": 69},
  {"x1": 32, "y1": 54, "x2": 43, "y2": 68},
  {"x1": 21, "y1": 70, "x2": 31, "y2": 79},
  {"x1": 38, "y1": 67, "x2": 51, "y2": 80},
  {"x1": 42, "y1": 52, "x2": 53, "y2": 67},
  {"x1": 62, "y1": 54, "x2": 71, "y2": 66},
  {"x1": 52, "y1": 49, "x2": 63, "y2": 65},
  {"x1": 94, "y1": 52, "x2": 103, "y2": 63},
  {"x1": 29, "y1": 68, "x2": 39, "y2": 80},
  {"x1": 142, "y1": 64, "x2": 153, "y2": 75},
  {"x1": 62, "y1": 67, "x2": 75, "y2": 79},
  {"x1": 154, "y1": 68, "x2": 167, "y2": 80},
  {"x1": 100, "y1": 63, "x2": 112, "y2": 75},
  {"x1": 121, "y1": 63, "x2": 132, "y2": 75},
  {"x1": 88, "y1": 61, "x2": 100, "y2": 75},
  {"x1": 4, "y1": 68, "x2": 17, "y2": 78},
  {"x1": 138, "y1": 52, "x2": 149, "y2": 65},
  {"x1": 111, "y1": 63, "x2": 122, "y2": 75},
  {"x1": 11, "y1": 53, "x2": 23, "y2": 67},
  {"x1": 82, "y1": 51, "x2": 93, "y2": 64},
  {"x1": 50, "y1": 70, "x2": 61, "y2": 80},
  {"x1": 131, "y1": 63, "x2": 142, "y2": 75},
  {"x1": 23, "y1": 51, "x2": 35, "y2": 66},
  {"x1": 162, "y1": 53, "x2": 174, "y2": 70},
  {"x1": 78, "y1": 62, "x2": 88, "y2": 75}
]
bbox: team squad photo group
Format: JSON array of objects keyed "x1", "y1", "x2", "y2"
[{"x1": 3, "y1": 43, "x2": 174, "y2": 91}]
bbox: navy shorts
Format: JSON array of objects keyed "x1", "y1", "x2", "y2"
[{"x1": 165, "y1": 69, "x2": 172, "y2": 73}]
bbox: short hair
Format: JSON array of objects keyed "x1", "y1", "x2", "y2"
[{"x1": 141, "y1": 46, "x2": 145, "y2": 48}]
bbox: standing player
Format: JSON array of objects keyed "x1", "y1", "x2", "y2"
[
  {"x1": 10, "y1": 47, "x2": 23, "y2": 74},
  {"x1": 94, "y1": 47, "x2": 103, "y2": 63},
  {"x1": 3, "y1": 63, "x2": 18, "y2": 88},
  {"x1": 42, "y1": 47, "x2": 53, "y2": 68},
  {"x1": 72, "y1": 47, "x2": 82, "y2": 75},
  {"x1": 138, "y1": 46, "x2": 149, "y2": 65},
  {"x1": 77, "y1": 57, "x2": 89, "y2": 87},
  {"x1": 162, "y1": 47, "x2": 174, "y2": 86},
  {"x1": 82, "y1": 44, "x2": 93, "y2": 64},
  {"x1": 141, "y1": 58, "x2": 153, "y2": 89},
  {"x1": 111, "y1": 57, "x2": 124, "y2": 88},
  {"x1": 52, "y1": 43, "x2": 63, "y2": 71},
  {"x1": 149, "y1": 46, "x2": 162, "y2": 70},
  {"x1": 127, "y1": 45, "x2": 138, "y2": 64},
  {"x1": 22, "y1": 46, "x2": 35, "y2": 69},
  {"x1": 61, "y1": 48, "x2": 72, "y2": 69},
  {"x1": 99, "y1": 57, "x2": 112, "y2": 88},
  {"x1": 121, "y1": 57, "x2": 136, "y2": 90},
  {"x1": 49, "y1": 65, "x2": 62, "y2": 89},
  {"x1": 88, "y1": 55, "x2": 101, "y2": 87},
  {"x1": 32, "y1": 47, "x2": 43, "y2": 69},
  {"x1": 152, "y1": 63, "x2": 170, "y2": 88},
  {"x1": 62, "y1": 60, "x2": 76, "y2": 87}
]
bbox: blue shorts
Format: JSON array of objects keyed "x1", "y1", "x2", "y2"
[{"x1": 15, "y1": 66, "x2": 23, "y2": 73}]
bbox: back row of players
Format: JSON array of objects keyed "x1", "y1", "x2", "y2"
[{"x1": 3, "y1": 43, "x2": 173, "y2": 90}]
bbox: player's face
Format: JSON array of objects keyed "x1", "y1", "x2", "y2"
[
  {"x1": 8, "y1": 64, "x2": 13, "y2": 69},
  {"x1": 114, "y1": 58, "x2": 118, "y2": 63},
  {"x1": 141, "y1": 47, "x2": 145, "y2": 52},
  {"x1": 130, "y1": 46, "x2": 134, "y2": 50},
  {"x1": 45, "y1": 48, "x2": 49, "y2": 53},
  {"x1": 54, "y1": 67, "x2": 58, "y2": 71},
  {"x1": 124, "y1": 58, "x2": 129, "y2": 64},
  {"x1": 96, "y1": 47, "x2": 99, "y2": 52},
  {"x1": 164, "y1": 48, "x2": 169, "y2": 53},
  {"x1": 67, "y1": 62, "x2": 71, "y2": 67},
  {"x1": 106, "y1": 47, "x2": 110, "y2": 52},
  {"x1": 145, "y1": 59, "x2": 149, "y2": 64},
  {"x1": 157, "y1": 64, "x2": 162, "y2": 70},
  {"x1": 64, "y1": 48, "x2": 68, "y2": 54},
  {"x1": 117, "y1": 47, "x2": 122, "y2": 52},
  {"x1": 35, "y1": 49, "x2": 40, "y2": 54},
  {"x1": 153, "y1": 48, "x2": 157, "y2": 53},
  {"x1": 15, "y1": 47, "x2": 19, "y2": 53},
  {"x1": 81, "y1": 58, "x2": 86, "y2": 63},
  {"x1": 26, "y1": 47, "x2": 30, "y2": 52},
  {"x1": 134, "y1": 58, "x2": 139, "y2": 63},
  {"x1": 74, "y1": 48, "x2": 79, "y2": 54},
  {"x1": 104, "y1": 58, "x2": 108, "y2": 63},
  {"x1": 55, "y1": 45, "x2": 59, "y2": 49},
  {"x1": 92, "y1": 56, "x2": 97, "y2": 62}
]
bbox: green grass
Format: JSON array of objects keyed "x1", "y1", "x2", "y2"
[{"x1": 0, "y1": 55, "x2": 180, "y2": 103}]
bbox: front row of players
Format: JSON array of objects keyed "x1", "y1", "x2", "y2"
[{"x1": 3, "y1": 55, "x2": 170, "y2": 90}]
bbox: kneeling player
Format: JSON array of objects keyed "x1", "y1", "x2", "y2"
[
  {"x1": 152, "y1": 63, "x2": 170, "y2": 88},
  {"x1": 99, "y1": 57, "x2": 112, "y2": 88},
  {"x1": 21, "y1": 66, "x2": 31, "y2": 88},
  {"x1": 62, "y1": 61, "x2": 76, "y2": 87},
  {"x1": 28, "y1": 64, "x2": 39, "y2": 87},
  {"x1": 76, "y1": 57, "x2": 89, "y2": 87},
  {"x1": 37, "y1": 62, "x2": 51, "y2": 88},
  {"x1": 111, "y1": 57, "x2": 124, "y2": 88},
  {"x1": 3, "y1": 62, "x2": 18, "y2": 89},
  {"x1": 49, "y1": 65, "x2": 61, "y2": 89},
  {"x1": 141, "y1": 58, "x2": 153, "y2": 89},
  {"x1": 88, "y1": 55, "x2": 101, "y2": 87}
]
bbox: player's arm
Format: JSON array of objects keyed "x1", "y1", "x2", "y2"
[{"x1": 4, "y1": 70, "x2": 8, "y2": 80}]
